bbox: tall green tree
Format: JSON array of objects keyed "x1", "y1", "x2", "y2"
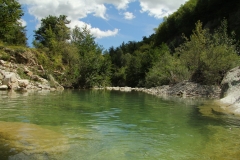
[
  {"x1": 71, "y1": 26, "x2": 98, "y2": 56},
  {"x1": 71, "y1": 26, "x2": 111, "y2": 88},
  {"x1": 33, "y1": 15, "x2": 71, "y2": 49},
  {"x1": 0, "y1": 0, "x2": 27, "y2": 45}
]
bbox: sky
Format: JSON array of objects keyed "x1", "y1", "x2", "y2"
[{"x1": 18, "y1": 0, "x2": 187, "y2": 50}]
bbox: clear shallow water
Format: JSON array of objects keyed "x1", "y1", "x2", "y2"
[{"x1": 0, "y1": 90, "x2": 240, "y2": 160}]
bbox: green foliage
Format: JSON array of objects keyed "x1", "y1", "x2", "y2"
[
  {"x1": 175, "y1": 20, "x2": 239, "y2": 84},
  {"x1": 71, "y1": 26, "x2": 98, "y2": 56},
  {"x1": 0, "y1": 0, "x2": 27, "y2": 45},
  {"x1": 17, "y1": 67, "x2": 29, "y2": 79},
  {"x1": 70, "y1": 25, "x2": 111, "y2": 88},
  {"x1": 155, "y1": 0, "x2": 197, "y2": 48},
  {"x1": 154, "y1": 0, "x2": 240, "y2": 49},
  {"x1": 34, "y1": 15, "x2": 70, "y2": 49},
  {"x1": 145, "y1": 44, "x2": 189, "y2": 87},
  {"x1": 111, "y1": 67, "x2": 127, "y2": 87},
  {"x1": 31, "y1": 15, "x2": 112, "y2": 88},
  {"x1": 125, "y1": 54, "x2": 142, "y2": 87},
  {"x1": 107, "y1": 38, "x2": 159, "y2": 87},
  {"x1": 0, "y1": 50, "x2": 10, "y2": 61}
]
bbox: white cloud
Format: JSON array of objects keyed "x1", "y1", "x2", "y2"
[
  {"x1": 139, "y1": 0, "x2": 187, "y2": 19},
  {"x1": 18, "y1": 0, "x2": 186, "y2": 39},
  {"x1": 69, "y1": 20, "x2": 119, "y2": 38},
  {"x1": 124, "y1": 12, "x2": 135, "y2": 20},
  {"x1": 18, "y1": 0, "x2": 125, "y2": 38},
  {"x1": 19, "y1": 19, "x2": 27, "y2": 27},
  {"x1": 91, "y1": 28, "x2": 119, "y2": 38},
  {"x1": 97, "y1": 0, "x2": 134, "y2": 10}
]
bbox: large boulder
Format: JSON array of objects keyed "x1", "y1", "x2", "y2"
[
  {"x1": 2, "y1": 72, "x2": 19, "y2": 89},
  {"x1": 219, "y1": 66, "x2": 240, "y2": 115}
]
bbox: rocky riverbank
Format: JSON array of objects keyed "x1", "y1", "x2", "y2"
[
  {"x1": 103, "y1": 81, "x2": 221, "y2": 99},
  {"x1": 0, "y1": 59, "x2": 63, "y2": 92},
  {"x1": 100, "y1": 66, "x2": 240, "y2": 116}
]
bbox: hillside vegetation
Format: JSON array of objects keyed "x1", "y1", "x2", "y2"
[{"x1": 0, "y1": 0, "x2": 239, "y2": 89}]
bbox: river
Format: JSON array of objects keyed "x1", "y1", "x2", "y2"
[{"x1": 0, "y1": 90, "x2": 240, "y2": 159}]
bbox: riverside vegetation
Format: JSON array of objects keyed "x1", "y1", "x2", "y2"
[{"x1": 0, "y1": 0, "x2": 240, "y2": 98}]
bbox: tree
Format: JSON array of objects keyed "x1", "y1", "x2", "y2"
[
  {"x1": 71, "y1": 26, "x2": 97, "y2": 56},
  {"x1": 71, "y1": 26, "x2": 111, "y2": 88},
  {"x1": 34, "y1": 15, "x2": 71, "y2": 49},
  {"x1": 145, "y1": 44, "x2": 189, "y2": 87},
  {"x1": 175, "y1": 20, "x2": 239, "y2": 84},
  {"x1": 0, "y1": 0, "x2": 27, "y2": 45}
]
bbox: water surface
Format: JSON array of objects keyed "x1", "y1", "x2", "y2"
[{"x1": 0, "y1": 90, "x2": 240, "y2": 159}]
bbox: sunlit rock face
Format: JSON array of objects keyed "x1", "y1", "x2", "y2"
[
  {"x1": 220, "y1": 66, "x2": 240, "y2": 115},
  {"x1": 198, "y1": 66, "x2": 240, "y2": 116},
  {"x1": 0, "y1": 121, "x2": 69, "y2": 159}
]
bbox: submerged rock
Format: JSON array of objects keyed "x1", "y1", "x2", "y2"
[{"x1": 0, "y1": 121, "x2": 69, "y2": 159}]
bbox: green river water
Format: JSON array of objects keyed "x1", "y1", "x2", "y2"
[{"x1": 0, "y1": 90, "x2": 240, "y2": 160}]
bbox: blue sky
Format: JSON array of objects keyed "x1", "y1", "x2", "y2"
[{"x1": 19, "y1": 0, "x2": 187, "y2": 50}]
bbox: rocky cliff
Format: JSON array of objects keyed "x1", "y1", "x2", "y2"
[{"x1": 0, "y1": 47, "x2": 63, "y2": 92}]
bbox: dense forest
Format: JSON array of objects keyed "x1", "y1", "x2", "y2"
[{"x1": 0, "y1": 0, "x2": 240, "y2": 88}]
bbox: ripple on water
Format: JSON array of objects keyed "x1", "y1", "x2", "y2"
[{"x1": 0, "y1": 90, "x2": 240, "y2": 159}]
